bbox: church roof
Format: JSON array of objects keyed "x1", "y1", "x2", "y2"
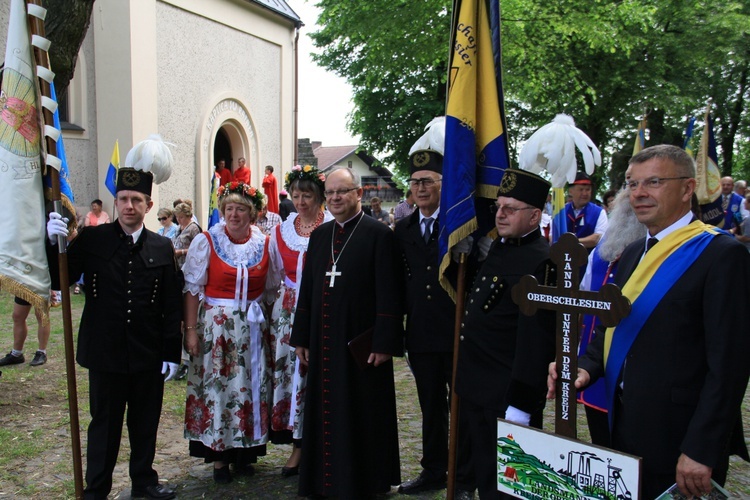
[{"x1": 250, "y1": 0, "x2": 302, "y2": 27}]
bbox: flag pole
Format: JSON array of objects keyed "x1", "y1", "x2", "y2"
[
  {"x1": 445, "y1": 1, "x2": 463, "y2": 498},
  {"x1": 447, "y1": 254, "x2": 466, "y2": 500},
  {"x1": 26, "y1": 1, "x2": 84, "y2": 497}
]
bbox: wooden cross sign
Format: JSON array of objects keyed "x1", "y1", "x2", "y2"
[{"x1": 511, "y1": 232, "x2": 631, "y2": 438}]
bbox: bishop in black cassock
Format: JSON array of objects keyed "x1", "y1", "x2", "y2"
[{"x1": 290, "y1": 168, "x2": 403, "y2": 498}]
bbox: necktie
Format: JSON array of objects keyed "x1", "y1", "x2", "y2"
[
  {"x1": 723, "y1": 195, "x2": 729, "y2": 211},
  {"x1": 423, "y1": 217, "x2": 434, "y2": 244},
  {"x1": 646, "y1": 237, "x2": 658, "y2": 254}
]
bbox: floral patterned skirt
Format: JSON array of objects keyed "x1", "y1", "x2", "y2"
[
  {"x1": 269, "y1": 283, "x2": 306, "y2": 440},
  {"x1": 184, "y1": 301, "x2": 271, "y2": 451}
]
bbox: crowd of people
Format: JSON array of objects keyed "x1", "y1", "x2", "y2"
[{"x1": 2, "y1": 129, "x2": 746, "y2": 500}]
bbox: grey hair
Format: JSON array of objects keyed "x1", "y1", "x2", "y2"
[
  {"x1": 598, "y1": 188, "x2": 644, "y2": 262},
  {"x1": 629, "y1": 144, "x2": 696, "y2": 178}
]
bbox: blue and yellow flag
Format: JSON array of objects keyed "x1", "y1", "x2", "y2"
[
  {"x1": 694, "y1": 107, "x2": 723, "y2": 226},
  {"x1": 439, "y1": 0, "x2": 509, "y2": 299},
  {"x1": 208, "y1": 171, "x2": 221, "y2": 228},
  {"x1": 683, "y1": 116, "x2": 696, "y2": 157},
  {"x1": 104, "y1": 140, "x2": 120, "y2": 196}
]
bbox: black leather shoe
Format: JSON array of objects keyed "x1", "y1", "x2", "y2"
[
  {"x1": 281, "y1": 465, "x2": 299, "y2": 477},
  {"x1": 213, "y1": 465, "x2": 232, "y2": 484},
  {"x1": 397, "y1": 472, "x2": 447, "y2": 494},
  {"x1": 0, "y1": 352, "x2": 24, "y2": 366},
  {"x1": 131, "y1": 483, "x2": 176, "y2": 499}
]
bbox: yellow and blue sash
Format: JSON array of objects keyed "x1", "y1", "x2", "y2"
[{"x1": 602, "y1": 221, "x2": 723, "y2": 429}]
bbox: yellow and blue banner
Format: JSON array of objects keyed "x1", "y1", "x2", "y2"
[
  {"x1": 439, "y1": 0, "x2": 509, "y2": 298},
  {"x1": 104, "y1": 140, "x2": 120, "y2": 196},
  {"x1": 602, "y1": 221, "x2": 721, "y2": 428}
]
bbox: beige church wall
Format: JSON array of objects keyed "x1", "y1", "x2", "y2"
[
  {"x1": 156, "y1": 0, "x2": 297, "y2": 227},
  {"x1": 154, "y1": 2, "x2": 280, "y2": 219},
  {"x1": 61, "y1": 28, "x2": 100, "y2": 215}
]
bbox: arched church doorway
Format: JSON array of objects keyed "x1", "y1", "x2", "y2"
[{"x1": 213, "y1": 128, "x2": 233, "y2": 173}]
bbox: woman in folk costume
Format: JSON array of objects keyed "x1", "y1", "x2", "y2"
[
  {"x1": 267, "y1": 165, "x2": 331, "y2": 477},
  {"x1": 182, "y1": 182, "x2": 276, "y2": 484}
]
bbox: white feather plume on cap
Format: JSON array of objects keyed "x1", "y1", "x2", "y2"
[
  {"x1": 408, "y1": 116, "x2": 446, "y2": 156},
  {"x1": 124, "y1": 134, "x2": 175, "y2": 184},
  {"x1": 518, "y1": 114, "x2": 601, "y2": 188}
]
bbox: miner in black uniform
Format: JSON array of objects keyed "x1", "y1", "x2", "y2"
[
  {"x1": 455, "y1": 169, "x2": 556, "y2": 499},
  {"x1": 394, "y1": 118, "x2": 472, "y2": 497},
  {"x1": 47, "y1": 136, "x2": 182, "y2": 500}
]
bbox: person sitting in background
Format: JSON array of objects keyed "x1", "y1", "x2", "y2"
[
  {"x1": 84, "y1": 199, "x2": 110, "y2": 227},
  {"x1": 157, "y1": 208, "x2": 179, "y2": 240}
]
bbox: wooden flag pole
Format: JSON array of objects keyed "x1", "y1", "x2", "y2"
[
  {"x1": 446, "y1": 254, "x2": 467, "y2": 500},
  {"x1": 26, "y1": 1, "x2": 84, "y2": 497}
]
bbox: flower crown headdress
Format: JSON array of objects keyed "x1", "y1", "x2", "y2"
[
  {"x1": 285, "y1": 164, "x2": 326, "y2": 192},
  {"x1": 217, "y1": 182, "x2": 265, "y2": 211}
]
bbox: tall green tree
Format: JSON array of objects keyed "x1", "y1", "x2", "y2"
[{"x1": 309, "y1": 0, "x2": 750, "y2": 185}]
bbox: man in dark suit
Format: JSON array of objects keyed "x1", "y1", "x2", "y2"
[
  {"x1": 394, "y1": 139, "x2": 471, "y2": 496},
  {"x1": 552, "y1": 145, "x2": 750, "y2": 498},
  {"x1": 456, "y1": 169, "x2": 556, "y2": 499},
  {"x1": 47, "y1": 137, "x2": 183, "y2": 500}
]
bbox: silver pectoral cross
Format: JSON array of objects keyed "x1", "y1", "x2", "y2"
[{"x1": 326, "y1": 263, "x2": 342, "y2": 287}]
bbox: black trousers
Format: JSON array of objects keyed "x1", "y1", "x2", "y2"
[
  {"x1": 409, "y1": 351, "x2": 473, "y2": 489},
  {"x1": 84, "y1": 369, "x2": 164, "y2": 500},
  {"x1": 408, "y1": 351, "x2": 452, "y2": 478}
]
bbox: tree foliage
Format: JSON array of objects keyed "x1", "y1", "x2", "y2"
[
  {"x1": 310, "y1": 0, "x2": 750, "y2": 186},
  {"x1": 45, "y1": 0, "x2": 95, "y2": 96}
]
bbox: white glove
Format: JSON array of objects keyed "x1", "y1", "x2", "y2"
[
  {"x1": 477, "y1": 236, "x2": 493, "y2": 261},
  {"x1": 451, "y1": 236, "x2": 474, "y2": 262},
  {"x1": 161, "y1": 361, "x2": 179, "y2": 381},
  {"x1": 504, "y1": 405, "x2": 531, "y2": 426},
  {"x1": 47, "y1": 212, "x2": 69, "y2": 245}
]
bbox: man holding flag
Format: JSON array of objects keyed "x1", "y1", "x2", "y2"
[{"x1": 553, "y1": 145, "x2": 750, "y2": 498}]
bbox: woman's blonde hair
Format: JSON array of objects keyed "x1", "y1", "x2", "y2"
[{"x1": 173, "y1": 202, "x2": 193, "y2": 219}]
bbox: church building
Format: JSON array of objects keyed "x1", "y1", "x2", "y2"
[{"x1": 0, "y1": 0, "x2": 302, "y2": 227}]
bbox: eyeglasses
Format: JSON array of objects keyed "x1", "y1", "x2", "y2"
[
  {"x1": 323, "y1": 187, "x2": 359, "y2": 197},
  {"x1": 408, "y1": 178, "x2": 441, "y2": 188},
  {"x1": 157, "y1": 217, "x2": 168, "y2": 221},
  {"x1": 490, "y1": 204, "x2": 536, "y2": 216},
  {"x1": 624, "y1": 177, "x2": 689, "y2": 191}
]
